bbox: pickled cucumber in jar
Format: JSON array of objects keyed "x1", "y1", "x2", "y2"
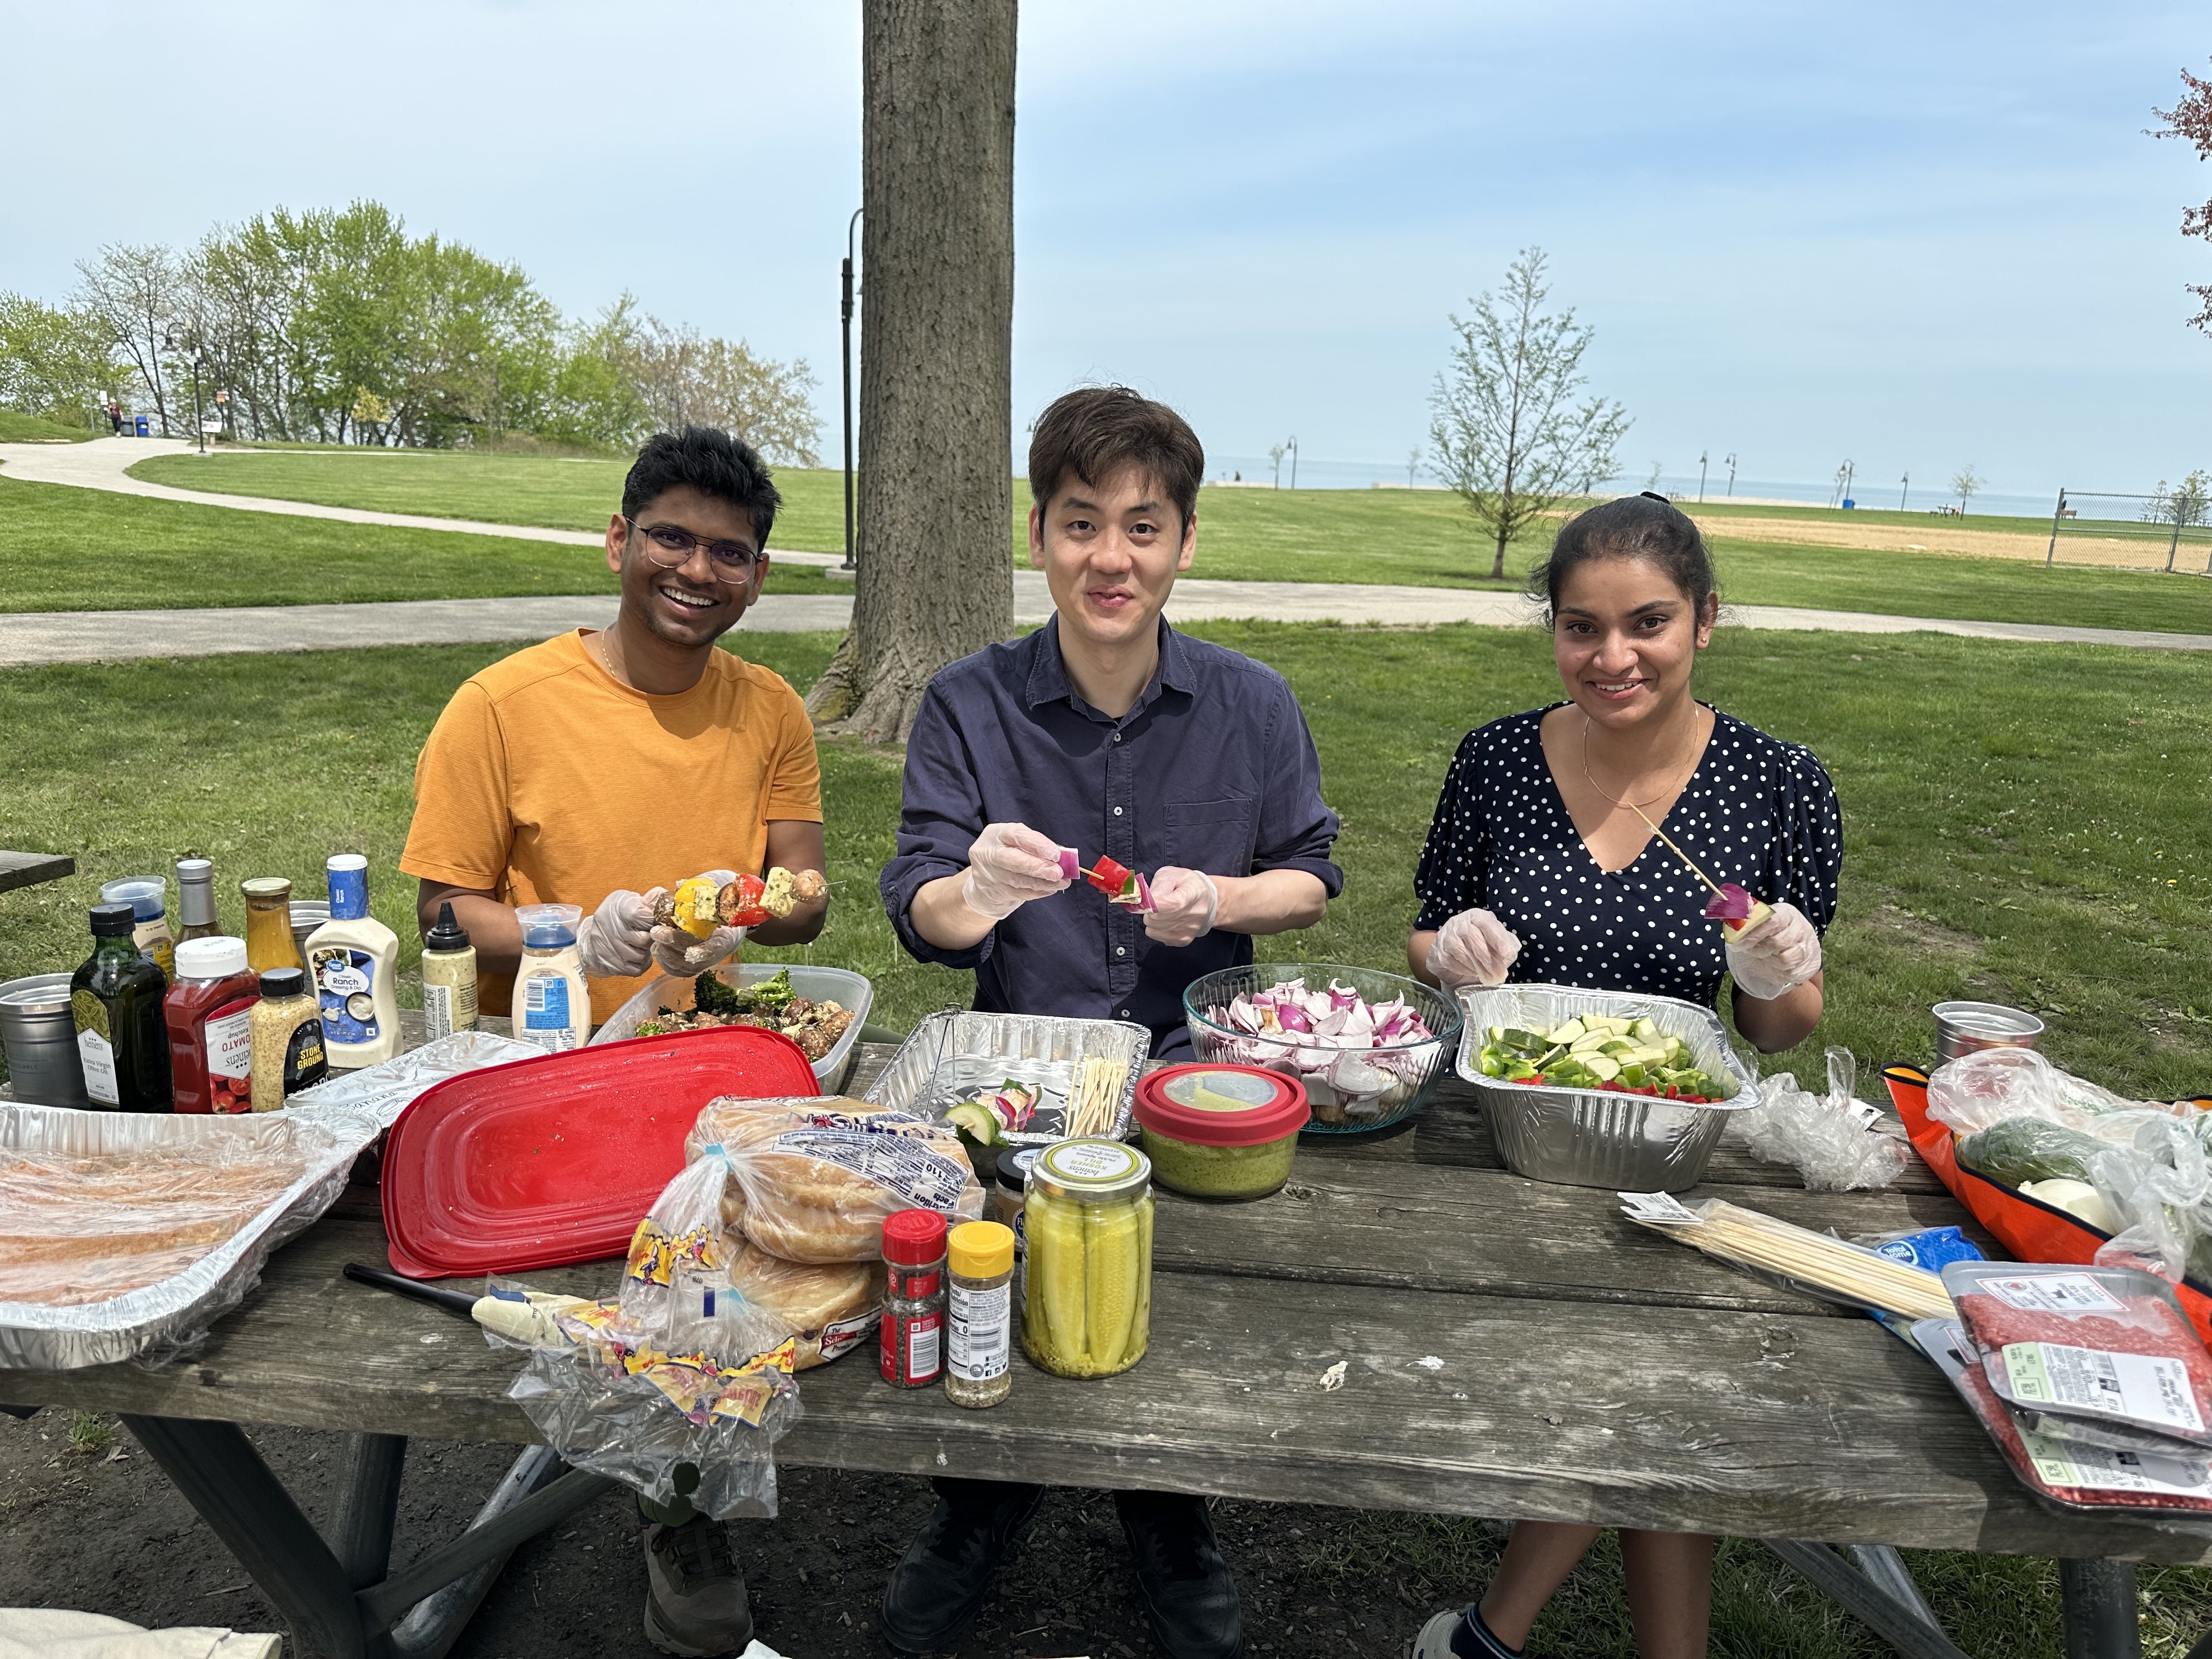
[{"x1": 1021, "y1": 1138, "x2": 1154, "y2": 1379}]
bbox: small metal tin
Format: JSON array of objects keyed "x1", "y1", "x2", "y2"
[
  {"x1": 0, "y1": 973, "x2": 88, "y2": 1108},
  {"x1": 1932, "y1": 1001, "x2": 2044, "y2": 1065}
]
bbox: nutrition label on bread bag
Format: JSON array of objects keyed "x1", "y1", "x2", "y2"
[
  {"x1": 2002, "y1": 1341, "x2": 2205, "y2": 1434},
  {"x1": 774, "y1": 1130, "x2": 970, "y2": 1210}
]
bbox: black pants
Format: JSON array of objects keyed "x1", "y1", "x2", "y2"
[{"x1": 932, "y1": 1475, "x2": 1210, "y2": 1532}]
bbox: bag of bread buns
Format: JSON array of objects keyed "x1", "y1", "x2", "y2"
[
  {"x1": 617, "y1": 1148, "x2": 795, "y2": 1369},
  {"x1": 726, "y1": 1239, "x2": 879, "y2": 1369},
  {"x1": 686, "y1": 1096, "x2": 985, "y2": 1265}
]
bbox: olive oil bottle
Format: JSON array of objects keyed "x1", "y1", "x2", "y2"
[{"x1": 72, "y1": 901, "x2": 173, "y2": 1111}]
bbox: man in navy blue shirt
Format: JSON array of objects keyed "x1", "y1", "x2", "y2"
[{"x1": 877, "y1": 387, "x2": 1341, "y2": 1659}]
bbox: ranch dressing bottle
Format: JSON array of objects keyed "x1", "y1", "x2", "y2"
[
  {"x1": 304, "y1": 854, "x2": 401, "y2": 1066},
  {"x1": 512, "y1": 904, "x2": 591, "y2": 1052}
]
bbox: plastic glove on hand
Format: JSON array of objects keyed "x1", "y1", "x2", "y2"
[
  {"x1": 650, "y1": 919, "x2": 747, "y2": 978},
  {"x1": 960, "y1": 822, "x2": 1072, "y2": 922},
  {"x1": 1143, "y1": 867, "x2": 1220, "y2": 947},
  {"x1": 1724, "y1": 899, "x2": 1822, "y2": 1000},
  {"x1": 1425, "y1": 907, "x2": 1522, "y2": 991},
  {"x1": 577, "y1": 888, "x2": 659, "y2": 979}
]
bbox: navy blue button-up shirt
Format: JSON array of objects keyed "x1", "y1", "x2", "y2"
[{"x1": 881, "y1": 618, "x2": 1342, "y2": 1056}]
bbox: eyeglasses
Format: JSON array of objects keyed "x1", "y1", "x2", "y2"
[{"x1": 622, "y1": 516, "x2": 761, "y2": 584}]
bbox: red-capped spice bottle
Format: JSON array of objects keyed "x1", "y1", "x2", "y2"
[
  {"x1": 164, "y1": 936, "x2": 260, "y2": 1114},
  {"x1": 881, "y1": 1208, "x2": 949, "y2": 1388}
]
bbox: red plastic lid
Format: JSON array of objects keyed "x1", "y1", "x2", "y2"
[
  {"x1": 380, "y1": 1024, "x2": 819, "y2": 1279},
  {"x1": 1134, "y1": 1063, "x2": 1309, "y2": 1146},
  {"x1": 882, "y1": 1207, "x2": 949, "y2": 1266}
]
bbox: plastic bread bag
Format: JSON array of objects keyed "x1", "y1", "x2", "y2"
[
  {"x1": 685, "y1": 1095, "x2": 986, "y2": 1264},
  {"x1": 1942, "y1": 1260, "x2": 2212, "y2": 1448},
  {"x1": 1914, "y1": 1317, "x2": 2212, "y2": 1517},
  {"x1": 1733, "y1": 1048, "x2": 1911, "y2": 1192}
]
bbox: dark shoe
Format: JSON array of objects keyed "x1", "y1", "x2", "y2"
[
  {"x1": 642, "y1": 1515, "x2": 752, "y2": 1656},
  {"x1": 880, "y1": 1478, "x2": 1046, "y2": 1655},
  {"x1": 1414, "y1": 1604, "x2": 1524, "y2": 1658},
  {"x1": 1115, "y1": 1489, "x2": 1244, "y2": 1659}
]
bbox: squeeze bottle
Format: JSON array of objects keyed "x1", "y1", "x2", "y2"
[
  {"x1": 304, "y1": 854, "x2": 401, "y2": 1066},
  {"x1": 419, "y1": 901, "x2": 478, "y2": 1040},
  {"x1": 512, "y1": 903, "x2": 592, "y2": 1052}
]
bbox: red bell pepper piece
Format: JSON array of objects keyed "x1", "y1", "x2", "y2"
[{"x1": 1085, "y1": 855, "x2": 1131, "y2": 895}]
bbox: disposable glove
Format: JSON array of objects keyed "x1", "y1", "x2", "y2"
[
  {"x1": 1724, "y1": 899, "x2": 1823, "y2": 1001},
  {"x1": 959, "y1": 823, "x2": 1071, "y2": 922},
  {"x1": 577, "y1": 888, "x2": 659, "y2": 979},
  {"x1": 1425, "y1": 907, "x2": 1522, "y2": 991},
  {"x1": 1143, "y1": 867, "x2": 1220, "y2": 947},
  {"x1": 649, "y1": 870, "x2": 743, "y2": 977}
]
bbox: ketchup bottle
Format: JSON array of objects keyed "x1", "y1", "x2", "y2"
[{"x1": 165, "y1": 936, "x2": 261, "y2": 1114}]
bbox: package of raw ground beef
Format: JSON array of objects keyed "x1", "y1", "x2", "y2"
[
  {"x1": 1942, "y1": 1261, "x2": 2212, "y2": 1448},
  {"x1": 1916, "y1": 1318, "x2": 2212, "y2": 1517}
]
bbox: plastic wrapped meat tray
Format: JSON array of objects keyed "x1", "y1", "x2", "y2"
[
  {"x1": 0, "y1": 1103, "x2": 380, "y2": 1370},
  {"x1": 863, "y1": 1011, "x2": 1152, "y2": 1144}
]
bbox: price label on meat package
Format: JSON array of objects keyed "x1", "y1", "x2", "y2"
[
  {"x1": 2001, "y1": 1341, "x2": 2207, "y2": 1435},
  {"x1": 2021, "y1": 1425, "x2": 2212, "y2": 1499},
  {"x1": 1982, "y1": 1273, "x2": 2125, "y2": 1314},
  {"x1": 773, "y1": 1129, "x2": 970, "y2": 1210}
]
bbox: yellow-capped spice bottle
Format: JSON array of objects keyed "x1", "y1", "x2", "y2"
[{"x1": 1020, "y1": 1138, "x2": 1153, "y2": 1380}]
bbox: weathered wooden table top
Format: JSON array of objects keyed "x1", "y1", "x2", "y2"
[{"x1": 8, "y1": 1031, "x2": 2209, "y2": 1565}]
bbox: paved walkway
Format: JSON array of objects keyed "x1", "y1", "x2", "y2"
[{"x1": 2, "y1": 578, "x2": 2205, "y2": 667}]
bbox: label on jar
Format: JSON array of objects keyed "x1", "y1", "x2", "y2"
[
  {"x1": 422, "y1": 978, "x2": 477, "y2": 1041},
  {"x1": 881, "y1": 1309, "x2": 943, "y2": 1385},
  {"x1": 77, "y1": 1027, "x2": 120, "y2": 1106},
  {"x1": 949, "y1": 1281, "x2": 1011, "y2": 1381},
  {"x1": 520, "y1": 972, "x2": 577, "y2": 1049},
  {"x1": 134, "y1": 921, "x2": 175, "y2": 979},
  {"x1": 203, "y1": 997, "x2": 256, "y2": 1114},
  {"x1": 284, "y1": 1014, "x2": 328, "y2": 1095},
  {"x1": 312, "y1": 947, "x2": 381, "y2": 1042}
]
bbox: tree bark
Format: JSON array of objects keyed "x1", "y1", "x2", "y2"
[{"x1": 806, "y1": 0, "x2": 1017, "y2": 744}]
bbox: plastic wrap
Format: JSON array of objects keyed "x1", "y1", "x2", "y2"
[
  {"x1": 1733, "y1": 1048, "x2": 1912, "y2": 1192},
  {"x1": 686, "y1": 1096, "x2": 985, "y2": 1263},
  {"x1": 864, "y1": 1011, "x2": 1153, "y2": 1146},
  {"x1": 1925, "y1": 1046, "x2": 2147, "y2": 1137},
  {"x1": 285, "y1": 1029, "x2": 543, "y2": 1127},
  {"x1": 2084, "y1": 1114, "x2": 2212, "y2": 1285},
  {"x1": 0, "y1": 1103, "x2": 380, "y2": 1369}
]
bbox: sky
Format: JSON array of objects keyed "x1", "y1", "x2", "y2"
[{"x1": 4, "y1": 0, "x2": 2208, "y2": 500}]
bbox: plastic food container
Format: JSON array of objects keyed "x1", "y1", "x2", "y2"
[
  {"x1": 1133, "y1": 1063, "x2": 1310, "y2": 1199},
  {"x1": 591, "y1": 963, "x2": 874, "y2": 1092},
  {"x1": 1454, "y1": 984, "x2": 1759, "y2": 1192},
  {"x1": 1182, "y1": 963, "x2": 1462, "y2": 1136}
]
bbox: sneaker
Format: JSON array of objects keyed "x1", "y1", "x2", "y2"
[
  {"x1": 1115, "y1": 1489, "x2": 1244, "y2": 1659},
  {"x1": 1413, "y1": 1604, "x2": 1522, "y2": 1658},
  {"x1": 642, "y1": 1515, "x2": 753, "y2": 1657},
  {"x1": 879, "y1": 1478, "x2": 1046, "y2": 1655}
]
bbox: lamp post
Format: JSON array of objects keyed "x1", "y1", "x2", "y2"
[
  {"x1": 1286, "y1": 435, "x2": 1299, "y2": 490},
  {"x1": 1697, "y1": 450, "x2": 1708, "y2": 502},
  {"x1": 1725, "y1": 452, "x2": 1737, "y2": 496},
  {"x1": 166, "y1": 332, "x2": 207, "y2": 455},
  {"x1": 840, "y1": 207, "x2": 862, "y2": 573},
  {"x1": 1899, "y1": 472, "x2": 1910, "y2": 511}
]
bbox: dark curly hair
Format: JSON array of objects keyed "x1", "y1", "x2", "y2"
[
  {"x1": 622, "y1": 426, "x2": 782, "y2": 546},
  {"x1": 1527, "y1": 492, "x2": 1718, "y2": 623}
]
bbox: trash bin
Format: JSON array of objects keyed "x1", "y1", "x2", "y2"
[{"x1": 134, "y1": 414, "x2": 150, "y2": 437}]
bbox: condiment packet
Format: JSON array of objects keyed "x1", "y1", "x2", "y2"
[{"x1": 1942, "y1": 1261, "x2": 2212, "y2": 1447}]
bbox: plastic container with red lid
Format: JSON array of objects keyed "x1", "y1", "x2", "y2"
[{"x1": 1132, "y1": 1063, "x2": 1310, "y2": 1199}]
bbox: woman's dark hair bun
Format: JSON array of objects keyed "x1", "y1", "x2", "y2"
[{"x1": 1527, "y1": 494, "x2": 1719, "y2": 622}]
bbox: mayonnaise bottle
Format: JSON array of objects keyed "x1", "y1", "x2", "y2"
[
  {"x1": 304, "y1": 854, "x2": 401, "y2": 1067},
  {"x1": 512, "y1": 904, "x2": 592, "y2": 1052}
]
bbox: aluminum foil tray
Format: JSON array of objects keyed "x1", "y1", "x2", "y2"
[
  {"x1": 863, "y1": 1011, "x2": 1153, "y2": 1144},
  {"x1": 1454, "y1": 984, "x2": 1759, "y2": 1192},
  {"x1": 0, "y1": 1103, "x2": 380, "y2": 1370},
  {"x1": 287, "y1": 1028, "x2": 544, "y2": 1128}
]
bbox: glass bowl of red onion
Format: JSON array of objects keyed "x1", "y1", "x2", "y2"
[{"x1": 1182, "y1": 963, "x2": 1463, "y2": 1136}]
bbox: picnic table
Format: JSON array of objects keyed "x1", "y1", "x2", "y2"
[
  {"x1": 0, "y1": 851, "x2": 75, "y2": 894},
  {"x1": 2, "y1": 1019, "x2": 2202, "y2": 1659}
]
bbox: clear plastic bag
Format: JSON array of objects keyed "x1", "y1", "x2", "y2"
[
  {"x1": 1926, "y1": 1047, "x2": 2145, "y2": 1137},
  {"x1": 1732, "y1": 1048, "x2": 1912, "y2": 1192},
  {"x1": 2085, "y1": 1113, "x2": 2212, "y2": 1285}
]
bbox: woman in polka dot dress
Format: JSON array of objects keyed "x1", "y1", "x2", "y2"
[{"x1": 1406, "y1": 494, "x2": 1841, "y2": 1659}]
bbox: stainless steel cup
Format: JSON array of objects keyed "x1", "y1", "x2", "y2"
[
  {"x1": 1932, "y1": 1001, "x2": 2044, "y2": 1065},
  {"x1": 290, "y1": 902, "x2": 331, "y2": 960},
  {"x1": 0, "y1": 972, "x2": 91, "y2": 1107}
]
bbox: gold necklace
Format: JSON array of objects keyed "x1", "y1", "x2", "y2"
[
  {"x1": 1577, "y1": 710, "x2": 1727, "y2": 899},
  {"x1": 595, "y1": 627, "x2": 623, "y2": 686},
  {"x1": 1578, "y1": 712, "x2": 1695, "y2": 810}
]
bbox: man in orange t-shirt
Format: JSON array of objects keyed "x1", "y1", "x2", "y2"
[{"x1": 399, "y1": 426, "x2": 824, "y2": 1650}]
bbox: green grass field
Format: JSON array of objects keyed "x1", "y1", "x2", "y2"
[
  {"x1": 0, "y1": 477, "x2": 844, "y2": 612},
  {"x1": 120, "y1": 450, "x2": 2212, "y2": 633},
  {"x1": 4, "y1": 621, "x2": 2208, "y2": 1654},
  {"x1": 0, "y1": 410, "x2": 99, "y2": 443}
]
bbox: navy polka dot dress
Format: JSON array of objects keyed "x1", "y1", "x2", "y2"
[{"x1": 1413, "y1": 704, "x2": 1842, "y2": 1010}]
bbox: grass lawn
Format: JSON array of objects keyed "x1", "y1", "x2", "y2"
[
  {"x1": 0, "y1": 477, "x2": 845, "y2": 611},
  {"x1": 0, "y1": 411, "x2": 99, "y2": 443},
  {"x1": 2, "y1": 620, "x2": 2209, "y2": 1653},
  {"x1": 125, "y1": 450, "x2": 2212, "y2": 634}
]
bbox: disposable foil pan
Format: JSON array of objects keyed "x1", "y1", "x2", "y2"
[
  {"x1": 863, "y1": 1011, "x2": 1153, "y2": 1144},
  {"x1": 1454, "y1": 984, "x2": 1760, "y2": 1192},
  {"x1": 0, "y1": 1103, "x2": 380, "y2": 1370},
  {"x1": 286, "y1": 1028, "x2": 544, "y2": 1128}
]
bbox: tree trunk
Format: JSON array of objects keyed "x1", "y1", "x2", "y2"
[
  {"x1": 1490, "y1": 523, "x2": 1509, "y2": 582},
  {"x1": 806, "y1": 0, "x2": 1017, "y2": 744}
]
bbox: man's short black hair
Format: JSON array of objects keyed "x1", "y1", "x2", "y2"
[{"x1": 622, "y1": 426, "x2": 782, "y2": 546}]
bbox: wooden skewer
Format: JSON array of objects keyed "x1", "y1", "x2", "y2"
[{"x1": 1625, "y1": 801, "x2": 1728, "y2": 899}]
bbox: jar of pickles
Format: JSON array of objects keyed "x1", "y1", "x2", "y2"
[{"x1": 1022, "y1": 1138, "x2": 1154, "y2": 1379}]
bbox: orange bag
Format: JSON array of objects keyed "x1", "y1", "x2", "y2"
[{"x1": 1883, "y1": 1062, "x2": 2212, "y2": 1345}]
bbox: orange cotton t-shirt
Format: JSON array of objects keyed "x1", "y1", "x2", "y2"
[{"x1": 400, "y1": 630, "x2": 823, "y2": 1023}]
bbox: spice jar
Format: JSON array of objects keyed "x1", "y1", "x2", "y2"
[
  {"x1": 240, "y1": 878, "x2": 304, "y2": 974},
  {"x1": 247, "y1": 967, "x2": 328, "y2": 1111},
  {"x1": 164, "y1": 936, "x2": 259, "y2": 1115},
  {"x1": 1023, "y1": 1139, "x2": 1154, "y2": 1380},
  {"x1": 880, "y1": 1209, "x2": 948, "y2": 1388},
  {"x1": 946, "y1": 1221, "x2": 1016, "y2": 1408}
]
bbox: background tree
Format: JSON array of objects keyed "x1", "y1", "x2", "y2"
[
  {"x1": 0, "y1": 294, "x2": 117, "y2": 422},
  {"x1": 1428, "y1": 247, "x2": 1629, "y2": 580},
  {"x1": 2152, "y1": 61, "x2": 2212, "y2": 334},
  {"x1": 75, "y1": 244, "x2": 183, "y2": 434},
  {"x1": 2144, "y1": 469, "x2": 2212, "y2": 567},
  {"x1": 805, "y1": 0, "x2": 1018, "y2": 743},
  {"x1": 1951, "y1": 464, "x2": 1983, "y2": 514}
]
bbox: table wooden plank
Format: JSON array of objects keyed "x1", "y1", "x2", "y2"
[
  {"x1": 4, "y1": 1210, "x2": 2205, "y2": 1562},
  {"x1": 0, "y1": 851, "x2": 75, "y2": 894}
]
